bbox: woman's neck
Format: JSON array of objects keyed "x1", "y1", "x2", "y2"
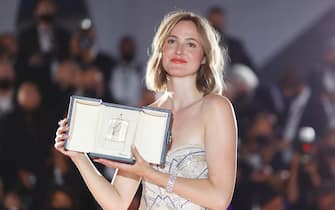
[{"x1": 165, "y1": 76, "x2": 204, "y2": 112}]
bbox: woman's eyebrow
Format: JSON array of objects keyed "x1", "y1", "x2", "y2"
[
  {"x1": 185, "y1": 37, "x2": 201, "y2": 44},
  {"x1": 167, "y1": 35, "x2": 177, "y2": 39},
  {"x1": 167, "y1": 35, "x2": 201, "y2": 44}
]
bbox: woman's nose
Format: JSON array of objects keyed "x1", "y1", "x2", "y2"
[{"x1": 175, "y1": 43, "x2": 183, "y2": 55}]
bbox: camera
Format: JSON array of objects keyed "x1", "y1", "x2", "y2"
[
  {"x1": 296, "y1": 126, "x2": 316, "y2": 164},
  {"x1": 79, "y1": 18, "x2": 94, "y2": 50}
]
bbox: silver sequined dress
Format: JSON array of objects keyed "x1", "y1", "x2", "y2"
[{"x1": 139, "y1": 144, "x2": 208, "y2": 210}]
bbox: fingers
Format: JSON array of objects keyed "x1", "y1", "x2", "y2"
[
  {"x1": 55, "y1": 118, "x2": 69, "y2": 138},
  {"x1": 94, "y1": 158, "x2": 126, "y2": 169},
  {"x1": 55, "y1": 118, "x2": 69, "y2": 152},
  {"x1": 131, "y1": 145, "x2": 140, "y2": 158},
  {"x1": 56, "y1": 126, "x2": 68, "y2": 136},
  {"x1": 94, "y1": 147, "x2": 150, "y2": 177},
  {"x1": 54, "y1": 140, "x2": 68, "y2": 155},
  {"x1": 58, "y1": 118, "x2": 68, "y2": 126},
  {"x1": 54, "y1": 140, "x2": 65, "y2": 149},
  {"x1": 55, "y1": 133, "x2": 68, "y2": 142}
]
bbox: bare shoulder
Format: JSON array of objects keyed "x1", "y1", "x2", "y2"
[
  {"x1": 202, "y1": 95, "x2": 237, "y2": 148},
  {"x1": 202, "y1": 94, "x2": 237, "y2": 129},
  {"x1": 202, "y1": 94, "x2": 235, "y2": 114}
]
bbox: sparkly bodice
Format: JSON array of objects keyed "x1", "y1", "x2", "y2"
[{"x1": 140, "y1": 144, "x2": 208, "y2": 210}]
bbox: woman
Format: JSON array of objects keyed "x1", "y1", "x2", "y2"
[{"x1": 55, "y1": 10, "x2": 237, "y2": 210}]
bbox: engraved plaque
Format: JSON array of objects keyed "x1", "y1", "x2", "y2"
[{"x1": 105, "y1": 118, "x2": 128, "y2": 142}]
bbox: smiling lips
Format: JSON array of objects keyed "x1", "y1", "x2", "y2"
[{"x1": 171, "y1": 58, "x2": 187, "y2": 64}]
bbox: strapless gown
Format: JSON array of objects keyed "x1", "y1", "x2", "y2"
[{"x1": 140, "y1": 144, "x2": 209, "y2": 210}]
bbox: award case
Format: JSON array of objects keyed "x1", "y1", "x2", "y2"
[{"x1": 65, "y1": 96, "x2": 172, "y2": 165}]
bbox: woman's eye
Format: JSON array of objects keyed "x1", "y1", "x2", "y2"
[
  {"x1": 187, "y1": 42, "x2": 196, "y2": 48},
  {"x1": 167, "y1": 39, "x2": 175, "y2": 44}
]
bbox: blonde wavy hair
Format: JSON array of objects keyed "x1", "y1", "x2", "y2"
[{"x1": 145, "y1": 10, "x2": 226, "y2": 95}]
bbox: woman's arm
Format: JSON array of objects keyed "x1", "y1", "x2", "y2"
[
  {"x1": 55, "y1": 119, "x2": 140, "y2": 210},
  {"x1": 96, "y1": 95, "x2": 238, "y2": 209},
  {"x1": 71, "y1": 155, "x2": 141, "y2": 210},
  {"x1": 151, "y1": 95, "x2": 237, "y2": 209}
]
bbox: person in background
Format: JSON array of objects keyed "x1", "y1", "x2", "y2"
[
  {"x1": 304, "y1": 40, "x2": 335, "y2": 139},
  {"x1": 253, "y1": 67, "x2": 313, "y2": 165},
  {"x1": 315, "y1": 181, "x2": 335, "y2": 210},
  {"x1": 0, "y1": 62, "x2": 16, "y2": 119},
  {"x1": 0, "y1": 33, "x2": 18, "y2": 64},
  {"x1": 108, "y1": 35, "x2": 150, "y2": 106},
  {"x1": 206, "y1": 6, "x2": 256, "y2": 72},
  {"x1": 43, "y1": 186, "x2": 79, "y2": 210},
  {"x1": 51, "y1": 60, "x2": 81, "y2": 119},
  {"x1": 16, "y1": 0, "x2": 71, "y2": 106},
  {"x1": 304, "y1": 50, "x2": 335, "y2": 139},
  {"x1": 31, "y1": 147, "x2": 97, "y2": 210},
  {"x1": 237, "y1": 112, "x2": 286, "y2": 210},
  {"x1": 287, "y1": 141, "x2": 321, "y2": 210},
  {"x1": 224, "y1": 63, "x2": 259, "y2": 137},
  {"x1": 55, "y1": 10, "x2": 237, "y2": 209},
  {"x1": 0, "y1": 81, "x2": 56, "y2": 210},
  {"x1": 78, "y1": 66, "x2": 105, "y2": 98},
  {"x1": 318, "y1": 129, "x2": 335, "y2": 181},
  {"x1": 69, "y1": 18, "x2": 115, "y2": 100},
  {"x1": 0, "y1": 62, "x2": 18, "y2": 194},
  {"x1": 3, "y1": 190, "x2": 23, "y2": 210}
]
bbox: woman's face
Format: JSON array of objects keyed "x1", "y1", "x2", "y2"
[{"x1": 162, "y1": 20, "x2": 205, "y2": 78}]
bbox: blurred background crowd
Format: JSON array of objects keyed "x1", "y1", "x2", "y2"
[{"x1": 0, "y1": 0, "x2": 334, "y2": 210}]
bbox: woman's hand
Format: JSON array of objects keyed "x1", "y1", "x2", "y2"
[
  {"x1": 93, "y1": 145, "x2": 153, "y2": 178},
  {"x1": 54, "y1": 118, "x2": 83, "y2": 159}
]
